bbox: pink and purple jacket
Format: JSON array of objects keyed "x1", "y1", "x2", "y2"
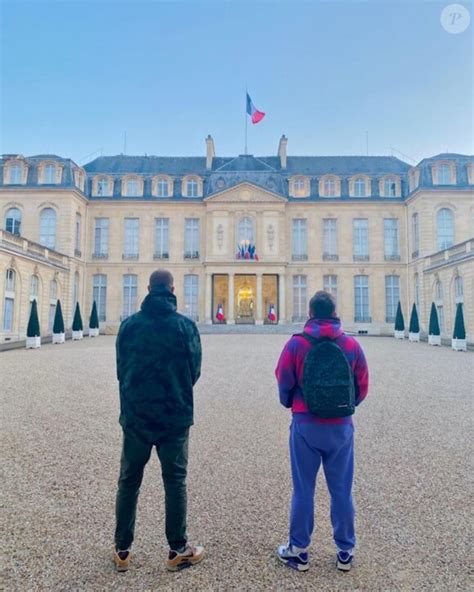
[{"x1": 275, "y1": 318, "x2": 369, "y2": 424}]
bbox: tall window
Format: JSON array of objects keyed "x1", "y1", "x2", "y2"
[
  {"x1": 454, "y1": 275, "x2": 463, "y2": 304},
  {"x1": 123, "y1": 275, "x2": 138, "y2": 319},
  {"x1": 97, "y1": 178, "x2": 109, "y2": 196},
  {"x1": 49, "y1": 280, "x2": 58, "y2": 330},
  {"x1": 435, "y1": 280, "x2": 444, "y2": 331},
  {"x1": 384, "y1": 178, "x2": 397, "y2": 197},
  {"x1": 184, "y1": 275, "x2": 199, "y2": 320},
  {"x1": 384, "y1": 218, "x2": 400, "y2": 260},
  {"x1": 324, "y1": 177, "x2": 336, "y2": 197},
  {"x1": 414, "y1": 273, "x2": 420, "y2": 308},
  {"x1": 353, "y1": 219, "x2": 369, "y2": 260},
  {"x1": 124, "y1": 218, "x2": 139, "y2": 258},
  {"x1": 385, "y1": 275, "x2": 400, "y2": 322},
  {"x1": 94, "y1": 218, "x2": 109, "y2": 257},
  {"x1": 323, "y1": 218, "x2": 338, "y2": 259},
  {"x1": 292, "y1": 275, "x2": 307, "y2": 322},
  {"x1": 412, "y1": 213, "x2": 419, "y2": 257},
  {"x1": 354, "y1": 275, "x2": 370, "y2": 322},
  {"x1": 30, "y1": 275, "x2": 39, "y2": 303},
  {"x1": 184, "y1": 218, "x2": 200, "y2": 259},
  {"x1": 186, "y1": 178, "x2": 199, "y2": 197},
  {"x1": 292, "y1": 219, "x2": 307, "y2": 260},
  {"x1": 437, "y1": 164, "x2": 452, "y2": 184},
  {"x1": 93, "y1": 274, "x2": 107, "y2": 321},
  {"x1": 154, "y1": 218, "x2": 169, "y2": 258},
  {"x1": 323, "y1": 275, "x2": 337, "y2": 300},
  {"x1": 157, "y1": 177, "x2": 169, "y2": 198},
  {"x1": 5, "y1": 208, "x2": 21, "y2": 235},
  {"x1": 3, "y1": 269, "x2": 15, "y2": 331},
  {"x1": 40, "y1": 208, "x2": 57, "y2": 249},
  {"x1": 72, "y1": 272, "x2": 79, "y2": 309},
  {"x1": 437, "y1": 208, "x2": 454, "y2": 251},
  {"x1": 75, "y1": 213, "x2": 81, "y2": 254},
  {"x1": 354, "y1": 177, "x2": 367, "y2": 197},
  {"x1": 9, "y1": 164, "x2": 22, "y2": 184},
  {"x1": 237, "y1": 217, "x2": 254, "y2": 244},
  {"x1": 43, "y1": 164, "x2": 56, "y2": 184},
  {"x1": 125, "y1": 178, "x2": 138, "y2": 196}
]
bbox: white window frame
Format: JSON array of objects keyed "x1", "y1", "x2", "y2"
[
  {"x1": 435, "y1": 280, "x2": 444, "y2": 332},
  {"x1": 354, "y1": 177, "x2": 367, "y2": 197},
  {"x1": 184, "y1": 274, "x2": 199, "y2": 320},
  {"x1": 412, "y1": 213, "x2": 419, "y2": 257},
  {"x1": 186, "y1": 178, "x2": 199, "y2": 197},
  {"x1": 122, "y1": 274, "x2": 138, "y2": 319},
  {"x1": 30, "y1": 275, "x2": 39, "y2": 303},
  {"x1": 454, "y1": 275, "x2": 463, "y2": 304},
  {"x1": 125, "y1": 178, "x2": 139, "y2": 197},
  {"x1": 154, "y1": 218, "x2": 170, "y2": 259},
  {"x1": 292, "y1": 218, "x2": 307, "y2": 260},
  {"x1": 292, "y1": 275, "x2": 307, "y2": 322},
  {"x1": 97, "y1": 178, "x2": 110, "y2": 196},
  {"x1": 323, "y1": 218, "x2": 338, "y2": 259},
  {"x1": 9, "y1": 164, "x2": 22, "y2": 184},
  {"x1": 237, "y1": 217, "x2": 254, "y2": 244},
  {"x1": 124, "y1": 218, "x2": 140, "y2": 258},
  {"x1": 437, "y1": 208, "x2": 454, "y2": 251},
  {"x1": 94, "y1": 218, "x2": 109, "y2": 257},
  {"x1": 323, "y1": 274, "x2": 337, "y2": 301},
  {"x1": 40, "y1": 208, "x2": 57, "y2": 250},
  {"x1": 354, "y1": 275, "x2": 370, "y2": 322},
  {"x1": 49, "y1": 280, "x2": 58, "y2": 331},
  {"x1": 157, "y1": 177, "x2": 169, "y2": 198},
  {"x1": 384, "y1": 178, "x2": 397, "y2": 197},
  {"x1": 324, "y1": 177, "x2": 336, "y2": 197},
  {"x1": 5, "y1": 207, "x2": 21, "y2": 235},
  {"x1": 93, "y1": 274, "x2": 107, "y2": 322},
  {"x1": 437, "y1": 164, "x2": 452, "y2": 185},
  {"x1": 43, "y1": 164, "x2": 57, "y2": 184},
  {"x1": 385, "y1": 275, "x2": 400, "y2": 322},
  {"x1": 353, "y1": 218, "x2": 369, "y2": 259},
  {"x1": 384, "y1": 218, "x2": 400, "y2": 260},
  {"x1": 184, "y1": 218, "x2": 200, "y2": 259}
]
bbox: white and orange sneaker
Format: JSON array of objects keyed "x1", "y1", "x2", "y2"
[
  {"x1": 113, "y1": 548, "x2": 131, "y2": 572},
  {"x1": 166, "y1": 544, "x2": 205, "y2": 572}
]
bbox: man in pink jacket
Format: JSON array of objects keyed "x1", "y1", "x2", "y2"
[{"x1": 275, "y1": 291, "x2": 369, "y2": 572}]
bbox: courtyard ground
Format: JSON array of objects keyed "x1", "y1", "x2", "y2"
[{"x1": 1, "y1": 335, "x2": 472, "y2": 591}]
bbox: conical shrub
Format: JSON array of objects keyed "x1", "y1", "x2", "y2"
[
  {"x1": 394, "y1": 301, "x2": 405, "y2": 331},
  {"x1": 428, "y1": 302, "x2": 440, "y2": 336},
  {"x1": 409, "y1": 303, "x2": 420, "y2": 333},
  {"x1": 52, "y1": 300, "x2": 65, "y2": 334},
  {"x1": 89, "y1": 301, "x2": 99, "y2": 329},
  {"x1": 27, "y1": 299, "x2": 40, "y2": 337},
  {"x1": 72, "y1": 302, "x2": 83, "y2": 331},
  {"x1": 453, "y1": 303, "x2": 466, "y2": 340}
]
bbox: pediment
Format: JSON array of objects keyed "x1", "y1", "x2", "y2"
[{"x1": 204, "y1": 182, "x2": 287, "y2": 204}]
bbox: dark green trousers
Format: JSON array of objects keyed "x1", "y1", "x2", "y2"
[{"x1": 115, "y1": 427, "x2": 189, "y2": 551}]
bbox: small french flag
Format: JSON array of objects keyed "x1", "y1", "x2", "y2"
[
  {"x1": 268, "y1": 304, "x2": 276, "y2": 322},
  {"x1": 246, "y1": 93, "x2": 265, "y2": 124}
]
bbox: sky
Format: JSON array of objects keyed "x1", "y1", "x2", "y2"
[{"x1": 1, "y1": 0, "x2": 473, "y2": 165}]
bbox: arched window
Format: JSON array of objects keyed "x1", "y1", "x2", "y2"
[
  {"x1": 40, "y1": 208, "x2": 57, "y2": 249},
  {"x1": 8, "y1": 164, "x2": 22, "y2": 184},
  {"x1": 454, "y1": 275, "x2": 463, "y2": 304},
  {"x1": 30, "y1": 275, "x2": 39, "y2": 302},
  {"x1": 436, "y1": 208, "x2": 454, "y2": 251},
  {"x1": 3, "y1": 269, "x2": 16, "y2": 331},
  {"x1": 157, "y1": 177, "x2": 169, "y2": 198},
  {"x1": 324, "y1": 177, "x2": 336, "y2": 197},
  {"x1": 411, "y1": 213, "x2": 419, "y2": 257},
  {"x1": 48, "y1": 280, "x2": 58, "y2": 330},
  {"x1": 186, "y1": 178, "x2": 199, "y2": 197},
  {"x1": 414, "y1": 273, "x2": 420, "y2": 308},
  {"x1": 435, "y1": 280, "x2": 444, "y2": 332},
  {"x1": 5, "y1": 208, "x2": 21, "y2": 235},
  {"x1": 72, "y1": 272, "x2": 79, "y2": 309},
  {"x1": 354, "y1": 177, "x2": 367, "y2": 197},
  {"x1": 237, "y1": 217, "x2": 254, "y2": 244},
  {"x1": 122, "y1": 274, "x2": 138, "y2": 319},
  {"x1": 92, "y1": 274, "x2": 107, "y2": 321}
]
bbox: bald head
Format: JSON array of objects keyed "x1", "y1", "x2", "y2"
[{"x1": 148, "y1": 269, "x2": 174, "y2": 293}]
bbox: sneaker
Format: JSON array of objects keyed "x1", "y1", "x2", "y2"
[
  {"x1": 166, "y1": 544, "x2": 205, "y2": 572},
  {"x1": 113, "y1": 548, "x2": 131, "y2": 572},
  {"x1": 336, "y1": 550, "x2": 354, "y2": 571},
  {"x1": 277, "y1": 543, "x2": 309, "y2": 572}
]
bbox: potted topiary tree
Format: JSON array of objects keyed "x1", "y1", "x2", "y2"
[
  {"x1": 408, "y1": 303, "x2": 420, "y2": 342},
  {"x1": 52, "y1": 299, "x2": 65, "y2": 344},
  {"x1": 394, "y1": 301, "x2": 405, "y2": 339},
  {"x1": 26, "y1": 299, "x2": 41, "y2": 349},
  {"x1": 89, "y1": 301, "x2": 99, "y2": 337},
  {"x1": 72, "y1": 302, "x2": 83, "y2": 340},
  {"x1": 428, "y1": 302, "x2": 441, "y2": 346},
  {"x1": 452, "y1": 303, "x2": 467, "y2": 351}
]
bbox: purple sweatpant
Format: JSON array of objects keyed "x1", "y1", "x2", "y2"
[{"x1": 289, "y1": 418, "x2": 355, "y2": 551}]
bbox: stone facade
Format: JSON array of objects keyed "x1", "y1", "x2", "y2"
[{"x1": 1, "y1": 139, "x2": 473, "y2": 343}]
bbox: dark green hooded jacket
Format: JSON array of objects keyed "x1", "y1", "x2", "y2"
[{"x1": 116, "y1": 288, "x2": 202, "y2": 441}]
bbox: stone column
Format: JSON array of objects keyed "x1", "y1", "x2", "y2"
[
  {"x1": 256, "y1": 273, "x2": 263, "y2": 325},
  {"x1": 227, "y1": 273, "x2": 235, "y2": 324},
  {"x1": 205, "y1": 272, "x2": 212, "y2": 324},
  {"x1": 279, "y1": 273, "x2": 286, "y2": 323}
]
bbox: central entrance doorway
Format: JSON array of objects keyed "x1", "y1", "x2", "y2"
[{"x1": 235, "y1": 275, "x2": 256, "y2": 323}]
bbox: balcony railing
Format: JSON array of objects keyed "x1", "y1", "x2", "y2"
[
  {"x1": 384, "y1": 254, "x2": 401, "y2": 262},
  {"x1": 353, "y1": 254, "x2": 370, "y2": 262},
  {"x1": 426, "y1": 239, "x2": 473, "y2": 270},
  {"x1": 184, "y1": 251, "x2": 200, "y2": 260},
  {"x1": 354, "y1": 316, "x2": 372, "y2": 323},
  {"x1": 0, "y1": 230, "x2": 69, "y2": 268},
  {"x1": 74, "y1": 249, "x2": 82, "y2": 257},
  {"x1": 292, "y1": 254, "x2": 308, "y2": 261},
  {"x1": 412, "y1": 250, "x2": 419, "y2": 259},
  {"x1": 153, "y1": 253, "x2": 169, "y2": 260},
  {"x1": 323, "y1": 253, "x2": 339, "y2": 261},
  {"x1": 122, "y1": 253, "x2": 139, "y2": 260},
  {"x1": 92, "y1": 252, "x2": 108, "y2": 260}
]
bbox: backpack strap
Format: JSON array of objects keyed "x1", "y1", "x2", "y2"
[{"x1": 293, "y1": 332, "x2": 331, "y2": 345}]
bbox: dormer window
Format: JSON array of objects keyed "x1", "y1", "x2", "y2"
[
  {"x1": 353, "y1": 177, "x2": 368, "y2": 197},
  {"x1": 324, "y1": 178, "x2": 335, "y2": 197},
  {"x1": 467, "y1": 163, "x2": 474, "y2": 185},
  {"x1": 187, "y1": 178, "x2": 198, "y2": 197},
  {"x1": 434, "y1": 163, "x2": 455, "y2": 185},
  {"x1": 122, "y1": 176, "x2": 143, "y2": 197},
  {"x1": 153, "y1": 175, "x2": 173, "y2": 198},
  {"x1": 158, "y1": 178, "x2": 168, "y2": 197},
  {"x1": 319, "y1": 175, "x2": 341, "y2": 198},
  {"x1": 408, "y1": 168, "x2": 420, "y2": 192},
  {"x1": 8, "y1": 164, "x2": 22, "y2": 184},
  {"x1": 74, "y1": 168, "x2": 85, "y2": 191},
  {"x1": 44, "y1": 164, "x2": 56, "y2": 184},
  {"x1": 96, "y1": 177, "x2": 111, "y2": 197},
  {"x1": 384, "y1": 178, "x2": 397, "y2": 197},
  {"x1": 290, "y1": 176, "x2": 309, "y2": 198}
]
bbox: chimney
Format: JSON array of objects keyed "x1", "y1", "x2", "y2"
[
  {"x1": 278, "y1": 134, "x2": 287, "y2": 169},
  {"x1": 206, "y1": 134, "x2": 215, "y2": 170}
]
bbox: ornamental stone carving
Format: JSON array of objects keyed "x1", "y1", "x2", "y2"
[
  {"x1": 267, "y1": 224, "x2": 275, "y2": 250},
  {"x1": 217, "y1": 224, "x2": 224, "y2": 250}
]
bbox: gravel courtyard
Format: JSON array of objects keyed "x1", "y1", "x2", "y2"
[{"x1": 1, "y1": 335, "x2": 472, "y2": 591}]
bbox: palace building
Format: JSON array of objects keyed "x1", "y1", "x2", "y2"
[{"x1": 0, "y1": 135, "x2": 473, "y2": 343}]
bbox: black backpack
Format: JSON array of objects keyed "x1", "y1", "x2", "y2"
[{"x1": 296, "y1": 333, "x2": 355, "y2": 419}]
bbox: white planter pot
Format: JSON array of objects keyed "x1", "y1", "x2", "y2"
[
  {"x1": 394, "y1": 330, "x2": 405, "y2": 339},
  {"x1": 452, "y1": 338, "x2": 467, "y2": 351},
  {"x1": 53, "y1": 332, "x2": 65, "y2": 344},
  {"x1": 72, "y1": 330, "x2": 83, "y2": 340},
  {"x1": 409, "y1": 332, "x2": 420, "y2": 342},
  {"x1": 26, "y1": 336, "x2": 41, "y2": 349},
  {"x1": 428, "y1": 334, "x2": 441, "y2": 346},
  {"x1": 89, "y1": 327, "x2": 99, "y2": 337}
]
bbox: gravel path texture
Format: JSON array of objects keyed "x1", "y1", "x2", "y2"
[{"x1": 1, "y1": 335, "x2": 473, "y2": 591}]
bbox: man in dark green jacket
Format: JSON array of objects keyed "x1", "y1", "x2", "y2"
[{"x1": 113, "y1": 270, "x2": 204, "y2": 573}]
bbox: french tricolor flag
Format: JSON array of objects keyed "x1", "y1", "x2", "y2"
[{"x1": 246, "y1": 93, "x2": 265, "y2": 124}]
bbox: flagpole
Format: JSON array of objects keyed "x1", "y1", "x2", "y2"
[{"x1": 244, "y1": 87, "x2": 248, "y2": 155}]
